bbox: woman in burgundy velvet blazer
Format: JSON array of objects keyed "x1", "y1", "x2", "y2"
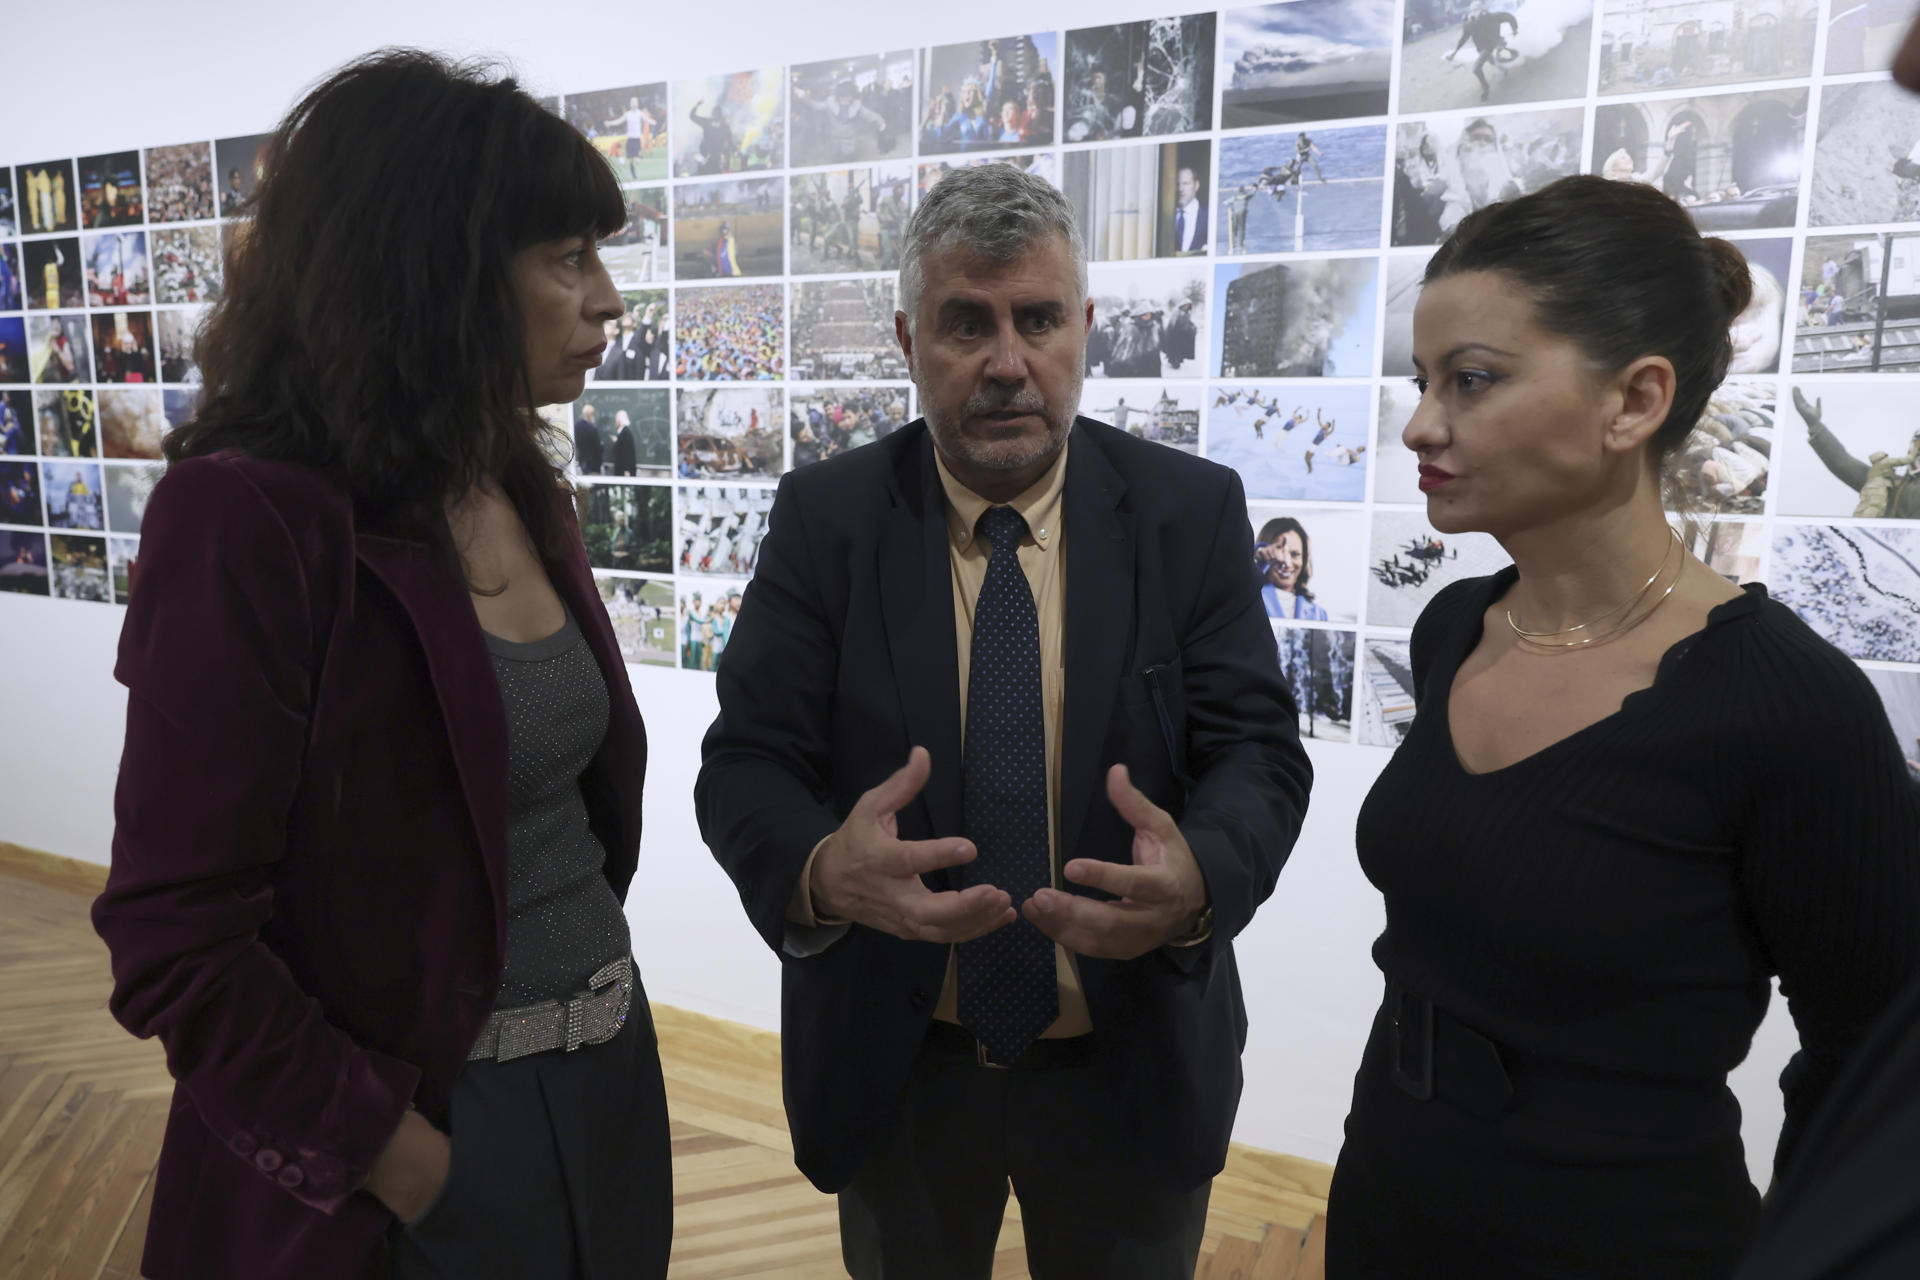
[{"x1": 92, "y1": 53, "x2": 666, "y2": 1279}]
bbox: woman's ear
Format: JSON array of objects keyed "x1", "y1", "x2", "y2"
[{"x1": 1604, "y1": 355, "x2": 1676, "y2": 456}]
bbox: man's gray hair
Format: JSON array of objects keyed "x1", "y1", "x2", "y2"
[{"x1": 898, "y1": 164, "x2": 1088, "y2": 330}]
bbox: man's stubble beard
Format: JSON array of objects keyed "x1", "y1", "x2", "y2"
[{"x1": 914, "y1": 359, "x2": 1083, "y2": 475}]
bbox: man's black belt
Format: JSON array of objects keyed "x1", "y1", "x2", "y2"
[{"x1": 926, "y1": 1019, "x2": 1097, "y2": 1070}]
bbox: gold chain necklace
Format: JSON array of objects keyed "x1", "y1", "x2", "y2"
[{"x1": 1506, "y1": 526, "x2": 1684, "y2": 650}]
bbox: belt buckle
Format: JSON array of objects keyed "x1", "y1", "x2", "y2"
[
  {"x1": 1389, "y1": 985, "x2": 1435, "y2": 1102},
  {"x1": 975, "y1": 1040, "x2": 1009, "y2": 1070}
]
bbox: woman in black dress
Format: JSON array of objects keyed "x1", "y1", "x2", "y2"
[{"x1": 1328, "y1": 174, "x2": 1920, "y2": 1275}]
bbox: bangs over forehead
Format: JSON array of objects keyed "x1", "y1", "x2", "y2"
[{"x1": 503, "y1": 106, "x2": 628, "y2": 247}]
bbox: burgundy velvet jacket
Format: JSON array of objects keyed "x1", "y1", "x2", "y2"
[{"x1": 92, "y1": 452, "x2": 648, "y2": 1280}]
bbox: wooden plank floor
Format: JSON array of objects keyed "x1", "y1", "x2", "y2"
[{"x1": 0, "y1": 865, "x2": 1328, "y2": 1277}]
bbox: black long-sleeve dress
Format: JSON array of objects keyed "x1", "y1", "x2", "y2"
[{"x1": 1328, "y1": 568, "x2": 1920, "y2": 1277}]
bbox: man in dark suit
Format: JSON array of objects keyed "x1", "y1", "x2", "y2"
[
  {"x1": 1171, "y1": 165, "x2": 1207, "y2": 255},
  {"x1": 574, "y1": 402, "x2": 605, "y2": 476},
  {"x1": 697, "y1": 163, "x2": 1312, "y2": 1278}
]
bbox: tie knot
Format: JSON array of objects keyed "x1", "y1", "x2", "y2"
[{"x1": 976, "y1": 506, "x2": 1028, "y2": 552}]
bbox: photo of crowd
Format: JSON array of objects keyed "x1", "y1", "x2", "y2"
[
  {"x1": 144, "y1": 142, "x2": 216, "y2": 223},
  {"x1": 677, "y1": 387, "x2": 785, "y2": 478},
  {"x1": 790, "y1": 166, "x2": 912, "y2": 274},
  {"x1": 590, "y1": 291, "x2": 670, "y2": 383},
  {"x1": 99, "y1": 388, "x2": 168, "y2": 460},
  {"x1": 1065, "y1": 141, "x2": 1212, "y2": 261},
  {"x1": 791, "y1": 279, "x2": 905, "y2": 382},
  {"x1": 50, "y1": 533, "x2": 109, "y2": 602},
  {"x1": 596, "y1": 575, "x2": 678, "y2": 667},
  {"x1": 16, "y1": 160, "x2": 79, "y2": 235},
  {"x1": 91, "y1": 312, "x2": 157, "y2": 385},
  {"x1": 83, "y1": 231, "x2": 152, "y2": 307},
  {"x1": 1771, "y1": 523, "x2": 1920, "y2": 663},
  {"x1": 1399, "y1": 0, "x2": 1595, "y2": 113},
  {"x1": 29, "y1": 316, "x2": 93, "y2": 386},
  {"x1": 22, "y1": 238, "x2": 84, "y2": 310},
  {"x1": 674, "y1": 284, "x2": 784, "y2": 381},
  {"x1": 1086, "y1": 264, "x2": 1207, "y2": 379},
  {"x1": 1599, "y1": 0, "x2": 1817, "y2": 94},
  {"x1": 1215, "y1": 258, "x2": 1379, "y2": 378},
  {"x1": 213, "y1": 134, "x2": 273, "y2": 217},
  {"x1": 1217, "y1": 126, "x2": 1388, "y2": 255},
  {"x1": 919, "y1": 34, "x2": 1058, "y2": 155},
  {"x1": 152, "y1": 227, "x2": 223, "y2": 304},
  {"x1": 1394, "y1": 106, "x2": 1584, "y2": 245},
  {"x1": 790, "y1": 52, "x2": 914, "y2": 168},
  {"x1": 1591, "y1": 89, "x2": 1807, "y2": 232},
  {"x1": 673, "y1": 70, "x2": 786, "y2": 177},
  {"x1": 1084, "y1": 384, "x2": 1202, "y2": 453},
  {"x1": 601, "y1": 187, "x2": 669, "y2": 287},
  {"x1": 78, "y1": 152, "x2": 144, "y2": 229},
  {"x1": 677, "y1": 485, "x2": 774, "y2": 577},
  {"x1": 35, "y1": 390, "x2": 97, "y2": 460},
  {"x1": 576, "y1": 481, "x2": 673, "y2": 575},
  {"x1": 0, "y1": 531, "x2": 48, "y2": 596},
  {"x1": 1221, "y1": 0, "x2": 1394, "y2": 128},
  {"x1": 1064, "y1": 14, "x2": 1217, "y2": 142},
  {"x1": 790, "y1": 387, "x2": 910, "y2": 467},
  {"x1": 1809, "y1": 80, "x2": 1920, "y2": 228},
  {"x1": 1780, "y1": 383, "x2": 1920, "y2": 519},
  {"x1": 1208, "y1": 383, "x2": 1373, "y2": 501},
  {"x1": 563, "y1": 83, "x2": 670, "y2": 184},
  {"x1": 1675, "y1": 380, "x2": 1775, "y2": 515},
  {"x1": 569, "y1": 388, "x2": 672, "y2": 478},
  {"x1": 157, "y1": 310, "x2": 203, "y2": 384},
  {"x1": 678, "y1": 583, "x2": 746, "y2": 672},
  {"x1": 674, "y1": 178, "x2": 784, "y2": 280}
]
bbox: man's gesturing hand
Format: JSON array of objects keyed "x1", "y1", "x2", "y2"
[
  {"x1": 810, "y1": 747, "x2": 1017, "y2": 944},
  {"x1": 1022, "y1": 764, "x2": 1209, "y2": 960}
]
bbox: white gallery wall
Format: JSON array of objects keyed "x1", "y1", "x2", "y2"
[{"x1": 8, "y1": 0, "x2": 1917, "y2": 1181}]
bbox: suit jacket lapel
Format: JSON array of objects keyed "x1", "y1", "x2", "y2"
[
  {"x1": 1061, "y1": 421, "x2": 1134, "y2": 867},
  {"x1": 877, "y1": 428, "x2": 963, "y2": 842},
  {"x1": 354, "y1": 532, "x2": 511, "y2": 946}
]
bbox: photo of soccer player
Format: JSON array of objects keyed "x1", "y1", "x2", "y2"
[
  {"x1": 673, "y1": 178, "x2": 784, "y2": 280},
  {"x1": 791, "y1": 52, "x2": 914, "y2": 167},
  {"x1": 562, "y1": 82, "x2": 670, "y2": 183},
  {"x1": 77, "y1": 152, "x2": 144, "y2": 228},
  {"x1": 920, "y1": 33, "x2": 1059, "y2": 155},
  {"x1": 1064, "y1": 14, "x2": 1217, "y2": 141},
  {"x1": 144, "y1": 142, "x2": 216, "y2": 223},
  {"x1": 789, "y1": 165, "x2": 912, "y2": 274},
  {"x1": 673, "y1": 70, "x2": 786, "y2": 176},
  {"x1": 21, "y1": 238, "x2": 83, "y2": 311}
]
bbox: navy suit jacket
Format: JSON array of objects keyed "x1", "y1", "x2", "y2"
[{"x1": 697, "y1": 418, "x2": 1312, "y2": 1192}]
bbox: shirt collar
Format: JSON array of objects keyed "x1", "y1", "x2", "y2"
[{"x1": 934, "y1": 436, "x2": 1069, "y2": 556}]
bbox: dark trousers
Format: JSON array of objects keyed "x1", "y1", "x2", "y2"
[
  {"x1": 839, "y1": 1031, "x2": 1212, "y2": 1280},
  {"x1": 387, "y1": 991, "x2": 672, "y2": 1280}
]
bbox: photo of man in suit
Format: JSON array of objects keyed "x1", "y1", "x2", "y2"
[
  {"x1": 698, "y1": 163, "x2": 1312, "y2": 1279},
  {"x1": 1172, "y1": 165, "x2": 1207, "y2": 255}
]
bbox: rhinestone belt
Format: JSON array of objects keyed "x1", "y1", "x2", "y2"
[{"x1": 466, "y1": 955, "x2": 634, "y2": 1063}]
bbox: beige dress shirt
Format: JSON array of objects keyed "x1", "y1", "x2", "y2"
[{"x1": 788, "y1": 440, "x2": 1093, "y2": 1038}]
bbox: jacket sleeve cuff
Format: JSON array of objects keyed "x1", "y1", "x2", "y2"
[{"x1": 224, "y1": 1045, "x2": 421, "y2": 1216}]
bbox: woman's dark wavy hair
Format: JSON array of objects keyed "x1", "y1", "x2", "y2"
[
  {"x1": 165, "y1": 49, "x2": 625, "y2": 566},
  {"x1": 1424, "y1": 174, "x2": 1752, "y2": 471}
]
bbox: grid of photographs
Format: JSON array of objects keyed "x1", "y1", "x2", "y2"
[{"x1": 4, "y1": 4, "x2": 1917, "y2": 730}]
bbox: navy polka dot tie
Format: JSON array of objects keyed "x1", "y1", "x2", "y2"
[{"x1": 955, "y1": 505, "x2": 1058, "y2": 1064}]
